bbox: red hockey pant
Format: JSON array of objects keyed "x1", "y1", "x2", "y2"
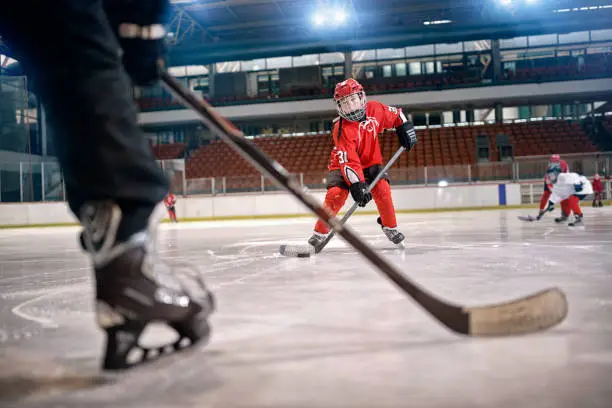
[
  {"x1": 539, "y1": 189, "x2": 551, "y2": 210},
  {"x1": 559, "y1": 199, "x2": 571, "y2": 217},
  {"x1": 167, "y1": 206, "x2": 177, "y2": 221},
  {"x1": 314, "y1": 180, "x2": 397, "y2": 234},
  {"x1": 566, "y1": 195, "x2": 583, "y2": 217}
]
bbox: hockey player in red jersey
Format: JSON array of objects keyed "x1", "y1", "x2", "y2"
[
  {"x1": 164, "y1": 193, "x2": 178, "y2": 222},
  {"x1": 592, "y1": 173, "x2": 604, "y2": 207},
  {"x1": 309, "y1": 78, "x2": 417, "y2": 248},
  {"x1": 539, "y1": 154, "x2": 570, "y2": 222}
]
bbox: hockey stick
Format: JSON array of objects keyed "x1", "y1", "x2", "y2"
[
  {"x1": 161, "y1": 72, "x2": 568, "y2": 337},
  {"x1": 279, "y1": 146, "x2": 406, "y2": 258}
]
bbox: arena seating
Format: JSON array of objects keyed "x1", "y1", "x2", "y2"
[
  {"x1": 170, "y1": 120, "x2": 597, "y2": 190},
  {"x1": 152, "y1": 143, "x2": 186, "y2": 160},
  {"x1": 137, "y1": 53, "x2": 611, "y2": 112},
  {"x1": 603, "y1": 116, "x2": 612, "y2": 135}
]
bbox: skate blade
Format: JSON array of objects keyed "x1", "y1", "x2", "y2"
[
  {"x1": 395, "y1": 241, "x2": 406, "y2": 250},
  {"x1": 103, "y1": 320, "x2": 210, "y2": 371}
]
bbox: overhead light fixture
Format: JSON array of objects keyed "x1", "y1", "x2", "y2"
[
  {"x1": 553, "y1": 4, "x2": 612, "y2": 12},
  {"x1": 313, "y1": 13, "x2": 325, "y2": 26},
  {"x1": 334, "y1": 10, "x2": 347, "y2": 23},
  {"x1": 423, "y1": 19, "x2": 452, "y2": 25},
  {"x1": 312, "y1": 8, "x2": 348, "y2": 27},
  {"x1": 500, "y1": 0, "x2": 512, "y2": 5}
]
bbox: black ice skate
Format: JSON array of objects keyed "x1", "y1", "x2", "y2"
[
  {"x1": 377, "y1": 217, "x2": 406, "y2": 248},
  {"x1": 554, "y1": 213, "x2": 569, "y2": 223},
  {"x1": 308, "y1": 231, "x2": 330, "y2": 248},
  {"x1": 568, "y1": 215, "x2": 584, "y2": 227},
  {"x1": 79, "y1": 201, "x2": 215, "y2": 370}
]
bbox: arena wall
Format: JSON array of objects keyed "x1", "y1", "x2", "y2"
[{"x1": 0, "y1": 183, "x2": 520, "y2": 227}]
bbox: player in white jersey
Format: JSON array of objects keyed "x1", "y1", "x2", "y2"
[{"x1": 536, "y1": 172, "x2": 592, "y2": 227}]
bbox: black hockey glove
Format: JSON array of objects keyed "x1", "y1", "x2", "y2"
[
  {"x1": 395, "y1": 121, "x2": 418, "y2": 151},
  {"x1": 104, "y1": 0, "x2": 170, "y2": 86},
  {"x1": 349, "y1": 182, "x2": 372, "y2": 207},
  {"x1": 537, "y1": 200, "x2": 555, "y2": 220}
]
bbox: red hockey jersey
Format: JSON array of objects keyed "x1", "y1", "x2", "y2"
[
  {"x1": 592, "y1": 178, "x2": 604, "y2": 193},
  {"x1": 164, "y1": 193, "x2": 176, "y2": 207},
  {"x1": 328, "y1": 100, "x2": 406, "y2": 185}
]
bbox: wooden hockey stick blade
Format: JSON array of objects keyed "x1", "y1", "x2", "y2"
[
  {"x1": 160, "y1": 73, "x2": 568, "y2": 336},
  {"x1": 518, "y1": 215, "x2": 537, "y2": 222},
  {"x1": 280, "y1": 146, "x2": 406, "y2": 258}
]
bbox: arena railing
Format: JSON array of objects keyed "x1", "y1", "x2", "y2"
[{"x1": 1, "y1": 152, "x2": 610, "y2": 203}]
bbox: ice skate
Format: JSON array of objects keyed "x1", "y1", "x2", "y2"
[
  {"x1": 79, "y1": 201, "x2": 215, "y2": 370},
  {"x1": 308, "y1": 231, "x2": 330, "y2": 248},
  {"x1": 377, "y1": 217, "x2": 406, "y2": 249},
  {"x1": 554, "y1": 214, "x2": 568, "y2": 223},
  {"x1": 568, "y1": 215, "x2": 584, "y2": 228}
]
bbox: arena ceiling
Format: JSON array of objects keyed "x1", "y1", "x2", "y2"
[{"x1": 166, "y1": 0, "x2": 612, "y2": 66}]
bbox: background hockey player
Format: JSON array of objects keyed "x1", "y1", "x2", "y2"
[
  {"x1": 539, "y1": 154, "x2": 570, "y2": 222},
  {"x1": 592, "y1": 173, "x2": 604, "y2": 207},
  {"x1": 164, "y1": 192, "x2": 178, "y2": 222},
  {"x1": 309, "y1": 78, "x2": 417, "y2": 249},
  {"x1": 0, "y1": 0, "x2": 214, "y2": 370},
  {"x1": 535, "y1": 172, "x2": 592, "y2": 227}
]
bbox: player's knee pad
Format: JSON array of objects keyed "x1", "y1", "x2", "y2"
[
  {"x1": 371, "y1": 179, "x2": 392, "y2": 202},
  {"x1": 325, "y1": 186, "x2": 349, "y2": 212}
]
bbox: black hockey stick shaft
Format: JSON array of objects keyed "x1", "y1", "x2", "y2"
[
  {"x1": 159, "y1": 73, "x2": 462, "y2": 329},
  {"x1": 315, "y1": 146, "x2": 405, "y2": 254},
  {"x1": 161, "y1": 72, "x2": 568, "y2": 336}
]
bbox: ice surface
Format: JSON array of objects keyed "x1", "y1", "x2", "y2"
[{"x1": 1, "y1": 208, "x2": 612, "y2": 407}]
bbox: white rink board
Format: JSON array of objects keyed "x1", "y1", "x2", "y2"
[{"x1": 0, "y1": 183, "x2": 520, "y2": 227}]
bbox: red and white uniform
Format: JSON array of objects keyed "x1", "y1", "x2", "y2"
[
  {"x1": 313, "y1": 79, "x2": 407, "y2": 235},
  {"x1": 328, "y1": 100, "x2": 406, "y2": 185},
  {"x1": 549, "y1": 173, "x2": 592, "y2": 218},
  {"x1": 540, "y1": 154, "x2": 569, "y2": 211},
  {"x1": 164, "y1": 193, "x2": 176, "y2": 208},
  {"x1": 164, "y1": 193, "x2": 177, "y2": 222}
]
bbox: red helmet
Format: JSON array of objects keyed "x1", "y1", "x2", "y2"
[
  {"x1": 334, "y1": 78, "x2": 366, "y2": 121},
  {"x1": 550, "y1": 154, "x2": 561, "y2": 163}
]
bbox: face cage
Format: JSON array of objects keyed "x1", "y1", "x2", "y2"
[{"x1": 335, "y1": 91, "x2": 366, "y2": 122}]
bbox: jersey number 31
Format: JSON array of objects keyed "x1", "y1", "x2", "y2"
[{"x1": 336, "y1": 150, "x2": 348, "y2": 164}]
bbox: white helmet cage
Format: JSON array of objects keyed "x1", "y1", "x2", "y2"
[{"x1": 335, "y1": 91, "x2": 367, "y2": 122}]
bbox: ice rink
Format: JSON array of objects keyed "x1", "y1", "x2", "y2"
[{"x1": 1, "y1": 207, "x2": 611, "y2": 408}]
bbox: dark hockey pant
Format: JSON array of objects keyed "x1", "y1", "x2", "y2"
[{"x1": 0, "y1": 1, "x2": 169, "y2": 237}]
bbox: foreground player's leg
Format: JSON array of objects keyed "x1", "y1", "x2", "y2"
[
  {"x1": 81, "y1": 201, "x2": 215, "y2": 369},
  {"x1": 371, "y1": 180, "x2": 405, "y2": 246},
  {"x1": 310, "y1": 186, "x2": 349, "y2": 246},
  {"x1": 0, "y1": 1, "x2": 214, "y2": 369}
]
